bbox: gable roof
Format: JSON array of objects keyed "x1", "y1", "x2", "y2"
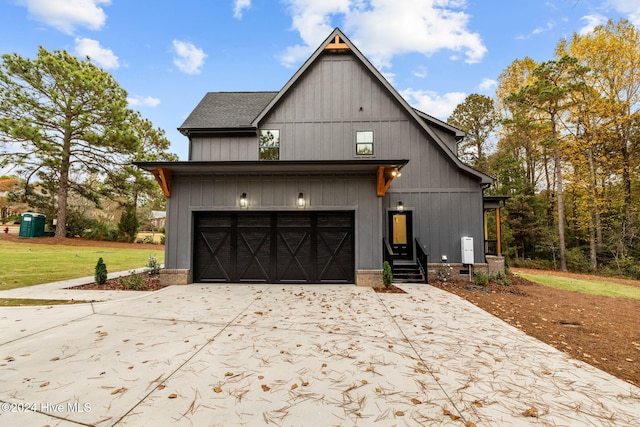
[
  {"x1": 179, "y1": 92, "x2": 277, "y2": 133},
  {"x1": 251, "y1": 28, "x2": 492, "y2": 185}
]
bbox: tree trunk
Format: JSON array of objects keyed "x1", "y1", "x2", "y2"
[
  {"x1": 586, "y1": 148, "x2": 598, "y2": 270},
  {"x1": 54, "y1": 130, "x2": 72, "y2": 238},
  {"x1": 621, "y1": 142, "x2": 634, "y2": 248},
  {"x1": 552, "y1": 120, "x2": 567, "y2": 272}
]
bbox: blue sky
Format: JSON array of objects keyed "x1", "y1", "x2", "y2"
[{"x1": 1, "y1": 0, "x2": 639, "y2": 160}]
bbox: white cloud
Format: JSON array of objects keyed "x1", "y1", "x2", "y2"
[
  {"x1": 233, "y1": 0, "x2": 252, "y2": 19},
  {"x1": 74, "y1": 37, "x2": 119, "y2": 69},
  {"x1": 172, "y1": 40, "x2": 207, "y2": 74},
  {"x1": 532, "y1": 20, "x2": 556, "y2": 35},
  {"x1": 400, "y1": 89, "x2": 466, "y2": 120},
  {"x1": 606, "y1": 0, "x2": 640, "y2": 25},
  {"x1": 20, "y1": 0, "x2": 110, "y2": 34},
  {"x1": 279, "y1": 0, "x2": 486, "y2": 69},
  {"x1": 579, "y1": 14, "x2": 607, "y2": 35},
  {"x1": 128, "y1": 96, "x2": 161, "y2": 107},
  {"x1": 413, "y1": 66, "x2": 428, "y2": 79},
  {"x1": 478, "y1": 78, "x2": 496, "y2": 92}
]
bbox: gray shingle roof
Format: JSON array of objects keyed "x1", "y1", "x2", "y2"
[{"x1": 179, "y1": 92, "x2": 277, "y2": 131}]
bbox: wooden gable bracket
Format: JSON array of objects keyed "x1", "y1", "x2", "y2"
[
  {"x1": 325, "y1": 35, "x2": 350, "y2": 51},
  {"x1": 376, "y1": 166, "x2": 400, "y2": 197},
  {"x1": 151, "y1": 167, "x2": 172, "y2": 198}
]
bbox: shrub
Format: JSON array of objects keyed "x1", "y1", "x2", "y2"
[
  {"x1": 474, "y1": 272, "x2": 489, "y2": 286},
  {"x1": 146, "y1": 256, "x2": 161, "y2": 275},
  {"x1": 66, "y1": 210, "x2": 91, "y2": 238},
  {"x1": 436, "y1": 263, "x2": 453, "y2": 282},
  {"x1": 160, "y1": 235, "x2": 165, "y2": 245},
  {"x1": 84, "y1": 220, "x2": 118, "y2": 241},
  {"x1": 118, "y1": 204, "x2": 139, "y2": 243},
  {"x1": 491, "y1": 271, "x2": 511, "y2": 286},
  {"x1": 382, "y1": 261, "x2": 393, "y2": 288},
  {"x1": 95, "y1": 257, "x2": 107, "y2": 285},
  {"x1": 118, "y1": 272, "x2": 144, "y2": 290}
]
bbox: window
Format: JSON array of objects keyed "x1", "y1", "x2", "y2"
[
  {"x1": 259, "y1": 129, "x2": 280, "y2": 160},
  {"x1": 356, "y1": 131, "x2": 373, "y2": 155}
]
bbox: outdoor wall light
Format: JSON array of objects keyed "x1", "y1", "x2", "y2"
[
  {"x1": 390, "y1": 168, "x2": 401, "y2": 178},
  {"x1": 297, "y1": 192, "x2": 306, "y2": 208},
  {"x1": 397, "y1": 201, "x2": 404, "y2": 212},
  {"x1": 441, "y1": 255, "x2": 448, "y2": 262},
  {"x1": 240, "y1": 193, "x2": 248, "y2": 208}
]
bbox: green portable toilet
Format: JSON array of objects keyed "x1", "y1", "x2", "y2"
[{"x1": 19, "y1": 212, "x2": 46, "y2": 238}]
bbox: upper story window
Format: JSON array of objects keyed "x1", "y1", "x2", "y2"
[
  {"x1": 259, "y1": 129, "x2": 280, "y2": 160},
  {"x1": 356, "y1": 131, "x2": 374, "y2": 155}
]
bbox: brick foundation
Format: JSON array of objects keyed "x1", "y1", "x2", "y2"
[
  {"x1": 356, "y1": 270, "x2": 383, "y2": 287},
  {"x1": 427, "y1": 263, "x2": 493, "y2": 282},
  {"x1": 486, "y1": 255, "x2": 506, "y2": 275},
  {"x1": 159, "y1": 269, "x2": 190, "y2": 286}
]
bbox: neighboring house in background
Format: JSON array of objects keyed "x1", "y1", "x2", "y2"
[
  {"x1": 150, "y1": 210, "x2": 166, "y2": 229},
  {"x1": 137, "y1": 28, "x2": 505, "y2": 285}
]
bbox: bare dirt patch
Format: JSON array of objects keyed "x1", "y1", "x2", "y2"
[{"x1": 430, "y1": 271, "x2": 640, "y2": 387}]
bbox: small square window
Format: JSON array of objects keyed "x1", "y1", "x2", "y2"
[
  {"x1": 259, "y1": 129, "x2": 280, "y2": 160},
  {"x1": 356, "y1": 131, "x2": 374, "y2": 155}
]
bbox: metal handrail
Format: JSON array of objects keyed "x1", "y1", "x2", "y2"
[
  {"x1": 415, "y1": 238, "x2": 428, "y2": 283},
  {"x1": 382, "y1": 238, "x2": 396, "y2": 270}
]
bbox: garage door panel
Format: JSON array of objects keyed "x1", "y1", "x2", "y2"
[
  {"x1": 237, "y1": 230, "x2": 271, "y2": 282},
  {"x1": 277, "y1": 231, "x2": 312, "y2": 282},
  {"x1": 317, "y1": 230, "x2": 354, "y2": 283},
  {"x1": 194, "y1": 230, "x2": 232, "y2": 282},
  {"x1": 193, "y1": 212, "x2": 354, "y2": 283}
]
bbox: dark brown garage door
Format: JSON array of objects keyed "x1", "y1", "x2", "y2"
[{"x1": 193, "y1": 211, "x2": 354, "y2": 283}]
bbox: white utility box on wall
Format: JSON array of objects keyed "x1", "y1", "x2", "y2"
[{"x1": 461, "y1": 237, "x2": 474, "y2": 264}]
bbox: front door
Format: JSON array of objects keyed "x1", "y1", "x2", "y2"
[{"x1": 389, "y1": 211, "x2": 413, "y2": 260}]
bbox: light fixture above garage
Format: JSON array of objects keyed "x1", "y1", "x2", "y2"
[
  {"x1": 397, "y1": 201, "x2": 404, "y2": 212},
  {"x1": 297, "y1": 192, "x2": 306, "y2": 208},
  {"x1": 240, "y1": 193, "x2": 248, "y2": 208}
]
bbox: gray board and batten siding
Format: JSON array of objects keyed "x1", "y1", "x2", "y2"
[{"x1": 147, "y1": 28, "x2": 493, "y2": 283}]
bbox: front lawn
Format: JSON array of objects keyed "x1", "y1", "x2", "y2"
[
  {"x1": 0, "y1": 240, "x2": 164, "y2": 290},
  {"x1": 515, "y1": 271, "x2": 640, "y2": 300}
]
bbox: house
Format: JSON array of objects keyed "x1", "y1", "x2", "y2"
[{"x1": 136, "y1": 28, "x2": 505, "y2": 286}]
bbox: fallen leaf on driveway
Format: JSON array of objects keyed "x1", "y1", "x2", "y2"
[
  {"x1": 261, "y1": 384, "x2": 271, "y2": 392},
  {"x1": 443, "y1": 409, "x2": 460, "y2": 420},
  {"x1": 40, "y1": 381, "x2": 50, "y2": 388},
  {"x1": 522, "y1": 407, "x2": 538, "y2": 417},
  {"x1": 111, "y1": 387, "x2": 127, "y2": 395},
  {"x1": 168, "y1": 393, "x2": 177, "y2": 399}
]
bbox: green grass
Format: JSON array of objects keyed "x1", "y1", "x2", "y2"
[
  {"x1": 517, "y1": 272, "x2": 640, "y2": 300},
  {"x1": 0, "y1": 241, "x2": 164, "y2": 290},
  {"x1": 0, "y1": 298, "x2": 93, "y2": 306}
]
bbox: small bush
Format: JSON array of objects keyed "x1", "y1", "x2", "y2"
[
  {"x1": 436, "y1": 263, "x2": 453, "y2": 282},
  {"x1": 160, "y1": 235, "x2": 165, "y2": 245},
  {"x1": 118, "y1": 204, "x2": 139, "y2": 243},
  {"x1": 491, "y1": 271, "x2": 511, "y2": 286},
  {"x1": 95, "y1": 257, "x2": 108, "y2": 285},
  {"x1": 474, "y1": 272, "x2": 489, "y2": 286},
  {"x1": 382, "y1": 261, "x2": 393, "y2": 288},
  {"x1": 118, "y1": 272, "x2": 144, "y2": 290},
  {"x1": 84, "y1": 220, "x2": 118, "y2": 241},
  {"x1": 143, "y1": 235, "x2": 155, "y2": 244},
  {"x1": 146, "y1": 256, "x2": 161, "y2": 275}
]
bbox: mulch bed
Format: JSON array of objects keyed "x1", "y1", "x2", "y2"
[
  {"x1": 69, "y1": 274, "x2": 167, "y2": 291},
  {"x1": 372, "y1": 284, "x2": 407, "y2": 293},
  {"x1": 430, "y1": 272, "x2": 640, "y2": 387}
]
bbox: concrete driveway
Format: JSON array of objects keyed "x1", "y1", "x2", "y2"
[{"x1": 0, "y1": 283, "x2": 638, "y2": 426}]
